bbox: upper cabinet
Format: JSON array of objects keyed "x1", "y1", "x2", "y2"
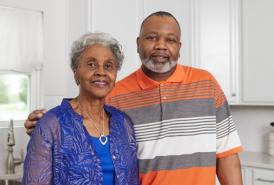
[
  {"x1": 192, "y1": 0, "x2": 240, "y2": 104},
  {"x1": 241, "y1": 0, "x2": 274, "y2": 105},
  {"x1": 194, "y1": 0, "x2": 274, "y2": 105},
  {"x1": 66, "y1": 0, "x2": 274, "y2": 105}
]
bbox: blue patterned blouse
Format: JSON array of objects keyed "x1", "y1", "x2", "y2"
[{"x1": 22, "y1": 99, "x2": 139, "y2": 185}]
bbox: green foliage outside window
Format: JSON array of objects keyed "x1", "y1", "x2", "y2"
[
  {"x1": 0, "y1": 74, "x2": 29, "y2": 121},
  {"x1": 0, "y1": 79, "x2": 8, "y2": 104}
]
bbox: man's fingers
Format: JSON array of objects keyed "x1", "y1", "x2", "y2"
[
  {"x1": 27, "y1": 109, "x2": 46, "y2": 121},
  {"x1": 26, "y1": 128, "x2": 34, "y2": 136},
  {"x1": 25, "y1": 108, "x2": 46, "y2": 136},
  {"x1": 24, "y1": 120, "x2": 37, "y2": 129}
]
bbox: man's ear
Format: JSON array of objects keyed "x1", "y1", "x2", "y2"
[
  {"x1": 136, "y1": 37, "x2": 140, "y2": 53},
  {"x1": 179, "y1": 41, "x2": 182, "y2": 58}
]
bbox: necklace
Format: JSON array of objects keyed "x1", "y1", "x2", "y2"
[{"x1": 78, "y1": 99, "x2": 108, "y2": 145}]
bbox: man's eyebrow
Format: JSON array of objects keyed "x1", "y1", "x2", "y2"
[{"x1": 142, "y1": 32, "x2": 158, "y2": 36}]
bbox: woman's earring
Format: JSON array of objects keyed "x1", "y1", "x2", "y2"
[{"x1": 75, "y1": 79, "x2": 80, "y2": 86}]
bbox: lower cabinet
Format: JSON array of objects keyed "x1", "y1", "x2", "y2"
[
  {"x1": 242, "y1": 166, "x2": 274, "y2": 185},
  {"x1": 216, "y1": 167, "x2": 274, "y2": 185}
]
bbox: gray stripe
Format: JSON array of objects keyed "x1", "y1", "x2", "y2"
[
  {"x1": 138, "y1": 152, "x2": 216, "y2": 173},
  {"x1": 125, "y1": 99, "x2": 215, "y2": 125},
  {"x1": 216, "y1": 101, "x2": 231, "y2": 123}
]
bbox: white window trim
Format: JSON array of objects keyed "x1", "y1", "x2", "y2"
[{"x1": 0, "y1": 69, "x2": 43, "y2": 128}]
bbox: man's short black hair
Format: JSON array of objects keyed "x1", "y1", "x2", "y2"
[{"x1": 139, "y1": 11, "x2": 181, "y2": 36}]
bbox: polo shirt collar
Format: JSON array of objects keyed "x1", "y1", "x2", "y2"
[{"x1": 136, "y1": 64, "x2": 186, "y2": 89}]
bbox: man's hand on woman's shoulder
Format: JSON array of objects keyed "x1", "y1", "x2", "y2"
[{"x1": 24, "y1": 109, "x2": 47, "y2": 135}]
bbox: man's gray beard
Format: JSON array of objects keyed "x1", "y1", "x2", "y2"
[{"x1": 141, "y1": 58, "x2": 177, "y2": 73}]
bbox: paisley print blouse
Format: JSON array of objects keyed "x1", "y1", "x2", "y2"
[{"x1": 22, "y1": 99, "x2": 139, "y2": 185}]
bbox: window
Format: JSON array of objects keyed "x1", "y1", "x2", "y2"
[
  {"x1": 0, "y1": 73, "x2": 29, "y2": 121},
  {"x1": 0, "y1": 6, "x2": 43, "y2": 125}
]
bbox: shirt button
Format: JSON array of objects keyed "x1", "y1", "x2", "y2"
[
  {"x1": 163, "y1": 96, "x2": 167, "y2": 100},
  {"x1": 160, "y1": 83, "x2": 164, "y2": 87},
  {"x1": 112, "y1": 155, "x2": 116, "y2": 160}
]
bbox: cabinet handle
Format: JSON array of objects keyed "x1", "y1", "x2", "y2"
[
  {"x1": 256, "y1": 178, "x2": 274, "y2": 183},
  {"x1": 231, "y1": 93, "x2": 236, "y2": 97}
]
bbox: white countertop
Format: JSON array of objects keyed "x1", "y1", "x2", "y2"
[{"x1": 240, "y1": 151, "x2": 274, "y2": 170}]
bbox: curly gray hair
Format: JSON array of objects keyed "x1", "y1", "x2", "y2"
[{"x1": 70, "y1": 32, "x2": 124, "y2": 71}]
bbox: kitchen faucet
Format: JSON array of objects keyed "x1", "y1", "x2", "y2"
[{"x1": 6, "y1": 119, "x2": 23, "y2": 174}]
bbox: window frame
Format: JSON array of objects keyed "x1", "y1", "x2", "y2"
[{"x1": 0, "y1": 69, "x2": 43, "y2": 128}]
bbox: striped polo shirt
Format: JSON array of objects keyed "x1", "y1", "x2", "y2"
[{"x1": 107, "y1": 64, "x2": 242, "y2": 185}]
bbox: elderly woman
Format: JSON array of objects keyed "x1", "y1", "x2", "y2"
[{"x1": 22, "y1": 32, "x2": 139, "y2": 185}]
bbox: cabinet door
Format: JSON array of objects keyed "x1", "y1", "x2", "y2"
[
  {"x1": 242, "y1": 0, "x2": 274, "y2": 104},
  {"x1": 253, "y1": 168, "x2": 274, "y2": 185},
  {"x1": 193, "y1": 0, "x2": 240, "y2": 103}
]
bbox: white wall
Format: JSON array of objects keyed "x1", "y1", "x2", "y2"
[
  {"x1": 0, "y1": 0, "x2": 67, "y2": 175},
  {"x1": 231, "y1": 106, "x2": 274, "y2": 153}
]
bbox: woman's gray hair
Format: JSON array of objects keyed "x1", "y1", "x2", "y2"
[{"x1": 70, "y1": 32, "x2": 124, "y2": 71}]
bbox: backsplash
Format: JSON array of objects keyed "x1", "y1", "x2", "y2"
[{"x1": 231, "y1": 106, "x2": 274, "y2": 153}]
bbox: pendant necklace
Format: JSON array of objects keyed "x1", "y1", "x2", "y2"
[{"x1": 78, "y1": 100, "x2": 108, "y2": 145}]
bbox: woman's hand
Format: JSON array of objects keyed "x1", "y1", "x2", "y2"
[{"x1": 24, "y1": 109, "x2": 47, "y2": 135}]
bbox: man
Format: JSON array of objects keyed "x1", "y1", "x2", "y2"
[{"x1": 25, "y1": 11, "x2": 243, "y2": 185}]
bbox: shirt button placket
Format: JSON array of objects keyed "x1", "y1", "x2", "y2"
[
  {"x1": 159, "y1": 83, "x2": 166, "y2": 121},
  {"x1": 159, "y1": 83, "x2": 167, "y2": 100}
]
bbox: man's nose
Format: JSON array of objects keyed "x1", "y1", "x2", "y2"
[{"x1": 155, "y1": 38, "x2": 167, "y2": 50}]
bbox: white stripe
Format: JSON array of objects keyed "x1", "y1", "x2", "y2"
[
  {"x1": 134, "y1": 116, "x2": 216, "y2": 129},
  {"x1": 137, "y1": 134, "x2": 216, "y2": 159},
  {"x1": 217, "y1": 131, "x2": 242, "y2": 154},
  {"x1": 134, "y1": 116, "x2": 216, "y2": 141}
]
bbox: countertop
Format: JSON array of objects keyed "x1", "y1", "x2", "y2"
[{"x1": 240, "y1": 151, "x2": 274, "y2": 170}]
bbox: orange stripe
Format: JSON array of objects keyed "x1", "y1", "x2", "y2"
[
  {"x1": 139, "y1": 167, "x2": 216, "y2": 185},
  {"x1": 217, "y1": 146, "x2": 243, "y2": 158},
  {"x1": 110, "y1": 87, "x2": 213, "y2": 105},
  {"x1": 111, "y1": 95, "x2": 213, "y2": 111},
  {"x1": 110, "y1": 84, "x2": 215, "y2": 110}
]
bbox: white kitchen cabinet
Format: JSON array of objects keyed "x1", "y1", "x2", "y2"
[
  {"x1": 194, "y1": 0, "x2": 274, "y2": 105},
  {"x1": 240, "y1": 152, "x2": 274, "y2": 185},
  {"x1": 192, "y1": 0, "x2": 240, "y2": 104},
  {"x1": 81, "y1": 0, "x2": 241, "y2": 104},
  {"x1": 253, "y1": 168, "x2": 274, "y2": 185},
  {"x1": 241, "y1": 0, "x2": 274, "y2": 105},
  {"x1": 241, "y1": 167, "x2": 274, "y2": 185},
  {"x1": 50, "y1": 0, "x2": 274, "y2": 105}
]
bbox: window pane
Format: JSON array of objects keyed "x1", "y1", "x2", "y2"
[{"x1": 0, "y1": 74, "x2": 29, "y2": 121}]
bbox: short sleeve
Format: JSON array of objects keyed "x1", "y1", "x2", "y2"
[
  {"x1": 22, "y1": 112, "x2": 60, "y2": 185},
  {"x1": 212, "y1": 78, "x2": 243, "y2": 158}
]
